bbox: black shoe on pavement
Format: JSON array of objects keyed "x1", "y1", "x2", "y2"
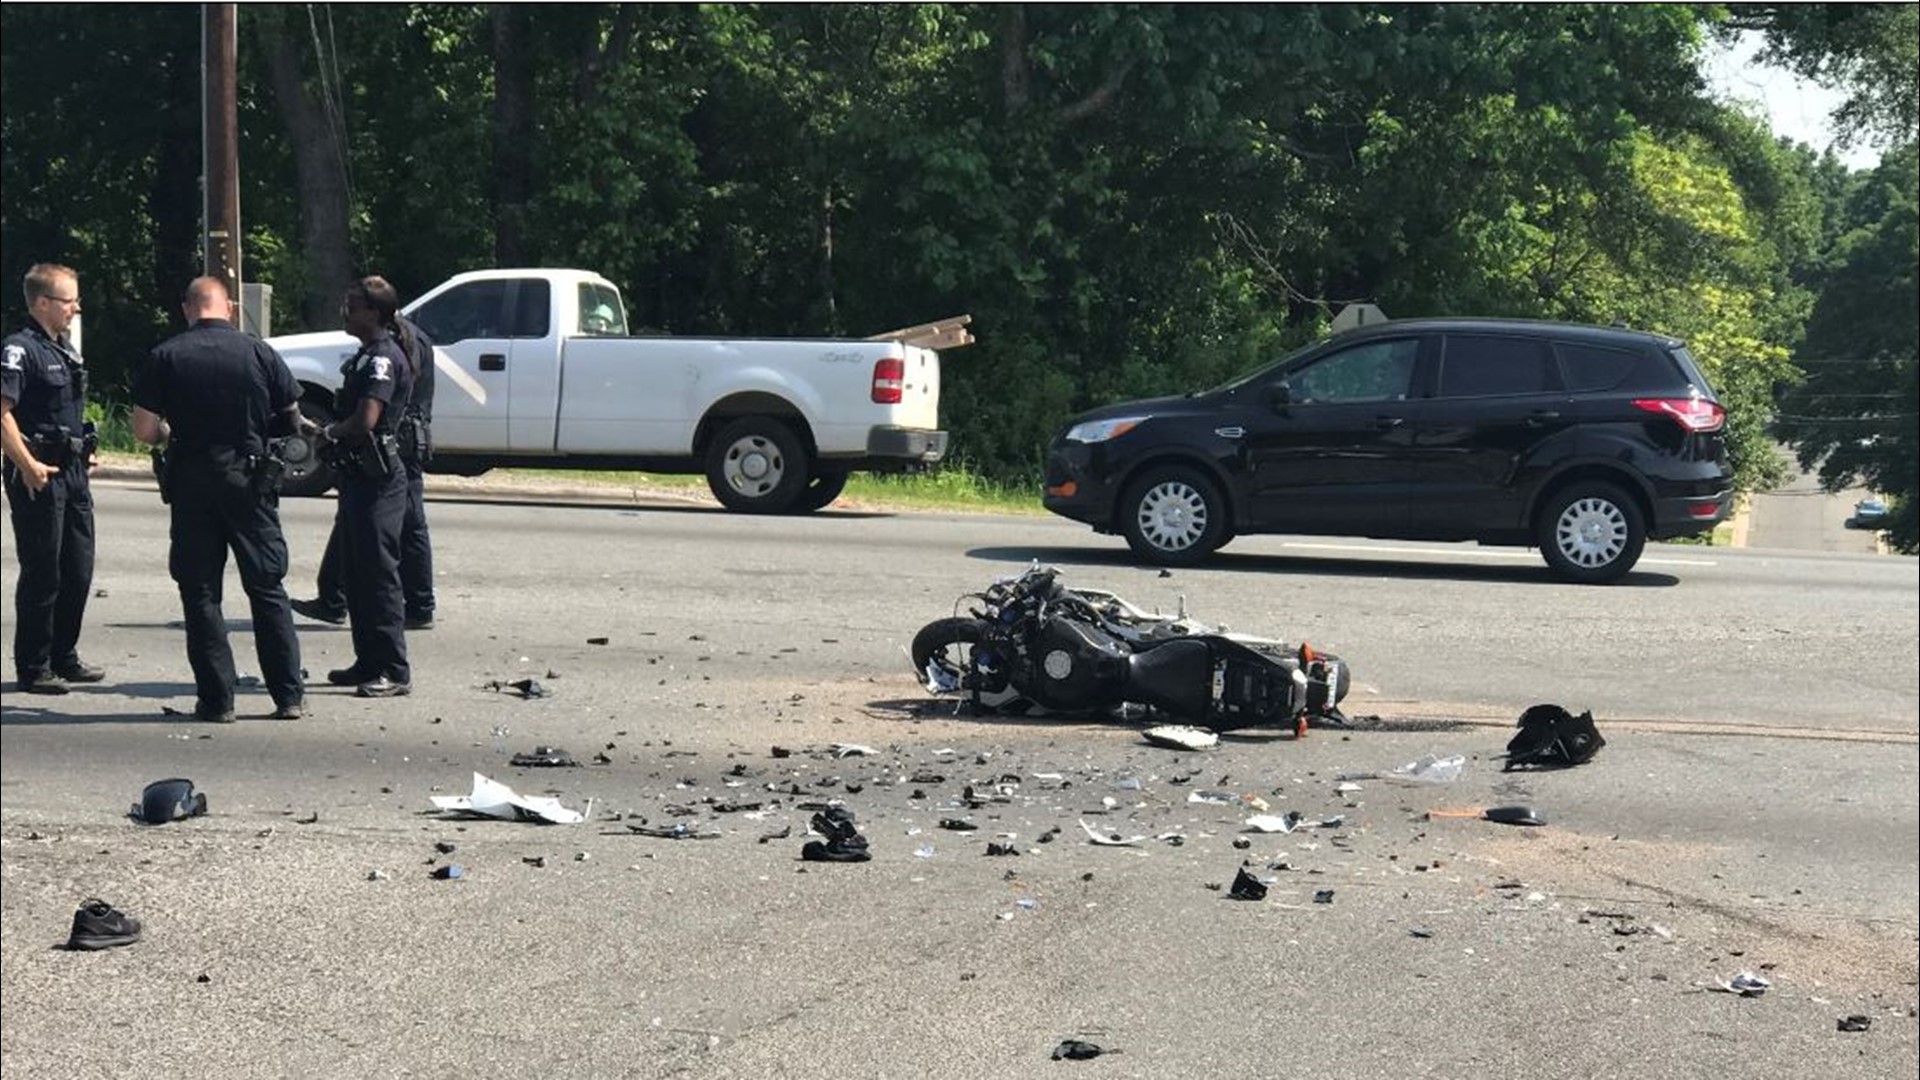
[
  {"x1": 270, "y1": 699, "x2": 308, "y2": 720},
  {"x1": 193, "y1": 702, "x2": 236, "y2": 724},
  {"x1": 19, "y1": 673, "x2": 71, "y2": 695},
  {"x1": 67, "y1": 899, "x2": 142, "y2": 951},
  {"x1": 405, "y1": 614, "x2": 435, "y2": 631},
  {"x1": 291, "y1": 598, "x2": 347, "y2": 626},
  {"x1": 356, "y1": 676, "x2": 411, "y2": 698},
  {"x1": 53, "y1": 658, "x2": 106, "y2": 683},
  {"x1": 326, "y1": 666, "x2": 373, "y2": 687}
]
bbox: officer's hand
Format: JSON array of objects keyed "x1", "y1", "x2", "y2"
[
  {"x1": 22, "y1": 459, "x2": 57, "y2": 495},
  {"x1": 87, "y1": 452, "x2": 100, "y2": 476}
]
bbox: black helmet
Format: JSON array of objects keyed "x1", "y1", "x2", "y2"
[{"x1": 131, "y1": 778, "x2": 208, "y2": 824}]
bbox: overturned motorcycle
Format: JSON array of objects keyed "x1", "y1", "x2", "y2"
[{"x1": 911, "y1": 565, "x2": 1352, "y2": 737}]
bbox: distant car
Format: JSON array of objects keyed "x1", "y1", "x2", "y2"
[
  {"x1": 1847, "y1": 497, "x2": 1889, "y2": 530},
  {"x1": 1042, "y1": 318, "x2": 1734, "y2": 584}
]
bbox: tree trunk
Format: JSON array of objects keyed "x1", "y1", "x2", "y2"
[
  {"x1": 1001, "y1": 5, "x2": 1030, "y2": 117},
  {"x1": 256, "y1": 11, "x2": 351, "y2": 331},
  {"x1": 492, "y1": 3, "x2": 534, "y2": 266}
]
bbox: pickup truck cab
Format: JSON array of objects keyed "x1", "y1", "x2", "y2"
[{"x1": 268, "y1": 268, "x2": 948, "y2": 513}]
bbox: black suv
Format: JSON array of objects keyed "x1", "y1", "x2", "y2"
[{"x1": 1042, "y1": 318, "x2": 1732, "y2": 583}]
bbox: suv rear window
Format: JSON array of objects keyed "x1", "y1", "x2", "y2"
[
  {"x1": 1436, "y1": 335, "x2": 1557, "y2": 397},
  {"x1": 1666, "y1": 346, "x2": 1718, "y2": 398},
  {"x1": 1556, "y1": 342, "x2": 1678, "y2": 394}
]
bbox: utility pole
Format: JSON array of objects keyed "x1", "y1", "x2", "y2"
[{"x1": 203, "y1": 3, "x2": 240, "y2": 301}]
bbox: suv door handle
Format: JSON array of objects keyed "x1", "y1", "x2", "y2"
[
  {"x1": 1525, "y1": 410, "x2": 1561, "y2": 426},
  {"x1": 479, "y1": 353, "x2": 506, "y2": 371},
  {"x1": 1374, "y1": 416, "x2": 1405, "y2": 430}
]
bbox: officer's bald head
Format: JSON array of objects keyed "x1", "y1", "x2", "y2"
[{"x1": 183, "y1": 277, "x2": 231, "y2": 320}]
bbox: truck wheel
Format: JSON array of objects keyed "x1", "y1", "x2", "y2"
[
  {"x1": 706, "y1": 417, "x2": 809, "y2": 513},
  {"x1": 1536, "y1": 481, "x2": 1646, "y2": 584},
  {"x1": 1120, "y1": 466, "x2": 1229, "y2": 566},
  {"x1": 278, "y1": 400, "x2": 337, "y2": 498},
  {"x1": 791, "y1": 471, "x2": 849, "y2": 513}
]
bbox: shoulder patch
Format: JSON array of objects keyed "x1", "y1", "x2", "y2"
[
  {"x1": 2, "y1": 344, "x2": 22, "y2": 371},
  {"x1": 370, "y1": 356, "x2": 391, "y2": 381}
]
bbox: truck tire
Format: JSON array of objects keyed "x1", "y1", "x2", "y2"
[
  {"x1": 706, "y1": 417, "x2": 809, "y2": 513},
  {"x1": 1536, "y1": 481, "x2": 1646, "y2": 584},
  {"x1": 1120, "y1": 466, "x2": 1229, "y2": 566},
  {"x1": 278, "y1": 399, "x2": 337, "y2": 498},
  {"x1": 791, "y1": 471, "x2": 849, "y2": 513}
]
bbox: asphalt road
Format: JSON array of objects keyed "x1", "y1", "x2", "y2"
[{"x1": 3, "y1": 480, "x2": 1915, "y2": 1079}]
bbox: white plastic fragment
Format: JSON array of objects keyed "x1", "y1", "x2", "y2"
[
  {"x1": 1142, "y1": 725, "x2": 1219, "y2": 751},
  {"x1": 1715, "y1": 972, "x2": 1771, "y2": 997},
  {"x1": 1390, "y1": 754, "x2": 1466, "y2": 784},
  {"x1": 428, "y1": 771, "x2": 587, "y2": 825},
  {"x1": 832, "y1": 743, "x2": 878, "y2": 758},
  {"x1": 1079, "y1": 819, "x2": 1146, "y2": 846}
]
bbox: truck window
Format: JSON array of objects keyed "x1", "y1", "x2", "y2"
[
  {"x1": 411, "y1": 281, "x2": 511, "y2": 345},
  {"x1": 578, "y1": 283, "x2": 627, "y2": 336},
  {"x1": 511, "y1": 280, "x2": 551, "y2": 338},
  {"x1": 1436, "y1": 335, "x2": 1557, "y2": 397}
]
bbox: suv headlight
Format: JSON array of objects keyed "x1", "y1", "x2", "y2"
[{"x1": 1064, "y1": 416, "x2": 1149, "y2": 443}]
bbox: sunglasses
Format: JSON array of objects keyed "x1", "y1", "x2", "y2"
[{"x1": 130, "y1": 777, "x2": 208, "y2": 824}]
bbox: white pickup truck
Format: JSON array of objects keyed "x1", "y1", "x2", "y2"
[{"x1": 266, "y1": 268, "x2": 949, "y2": 513}]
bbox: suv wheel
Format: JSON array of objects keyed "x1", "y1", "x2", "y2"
[
  {"x1": 1121, "y1": 467, "x2": 1228, "y2": 566},
  {"x1": 1537, "y1": 482, "x2": 1646, "y2": 584}
]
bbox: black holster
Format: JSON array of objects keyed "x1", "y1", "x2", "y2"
[{"x1": 151, "y1": 448, "x2": 172, "y2": 504}]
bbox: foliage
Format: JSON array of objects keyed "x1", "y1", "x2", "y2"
[{"x1": 2, "y1": 3, "x2": 1910, "y2": 521}]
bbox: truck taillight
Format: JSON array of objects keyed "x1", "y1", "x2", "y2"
[
  {"x1": 1633, "y1": 397, "x2": 1725, "y2": 433},
  {"x1": 872, "y1": 358, "x2": 905, "y2": 404}
]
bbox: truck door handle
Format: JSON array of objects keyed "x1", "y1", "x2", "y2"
[
  {"x1": 1374, "y1": 416, "x2": 1405, "y2": 430},
  {"x1": 479, "y1": 353, "x2": 506, "y2": 371},
  {"x1": 1525, "y1": 410, "x2": 1561, "y2": 426}
]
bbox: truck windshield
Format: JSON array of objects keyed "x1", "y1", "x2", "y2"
[{"x1": 579, "y1": 283, "x2": 628, "y2": 336}]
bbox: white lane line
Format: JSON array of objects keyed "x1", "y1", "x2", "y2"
[{"x1": 1275, "y1": 541, "x2": 1716, "y2": 567}]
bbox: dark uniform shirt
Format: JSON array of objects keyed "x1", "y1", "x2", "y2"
[
  {"x1": 133, "y1": 319, "x2": 298, "y2": 457},
  {"x1": 1, "y1": 323, "x2": 88, "y2": 441},
  {"x1": 338, "y1": 330, "x2": 415, "y2": 435},
  {"x1": 398, "y1": 315, "x2": 434, "y2": 420}
]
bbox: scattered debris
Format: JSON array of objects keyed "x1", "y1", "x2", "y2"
[
  {"x1": 1391, "y1": 754, "x2": 1465, "y2": 784},
  {"x1": 586, "y1": 637, "x2": 609, "y2": 645},
  {"x1": 430, "y1": 865, "x2": 464, "y2": 880},
  {"x1": 758, "y1": 824, "x2": 792, "y2": 844},
  {"x1": 985, "y1": 842, "x2": 1021, "y2": 857},
  {"x1": 1482, "y1": 805, "x2": 1547, "y2": 827},
  {"x1": 1313, "y1": 889, "x2": 1336, "y2": 905},
  {"x1": 1245, "y1": 813, "x2": 1303, "y2": 834},
  {"x1": 1051, "y1": 1039, "x2": 1110, "y2": 1061},
  {"x1": 1838, "y1": 1015, "x2": 1873, "y2": 1032},
  {"x1": 1079, "y1": 819, "x2": 1146, "y2": 847},
  {"x1": 939, "y1": 818, "x2": 979, "y2": 832},
  {"x1": 1142, "y1": 725, "x2": 1219, "y2": 751},
  {"x1": 625, "y1": 823, "x2": 721, "y2": 840},
  {"x1": 1713, "y1": 972, "x2": 1771, "y2": 997},
  {"x1": 523, "y1": 856, "x2": 548, "y2": 868},
  {"x1": 1409, "y1": 927, "x2": 1435, "y2": 938},
  {"x1": 366, "y1": 869, "x2": 390, "y2": 882},
  {"x1": 802, "y1": 807, "x2": 871, "y2": 862},
  {"x1": 509, "y1": 746, "x2": 579, "y2": 768},
  {"x1": 429, "y1": 772, "x2": 588, "y2": 825},
  {"x1": 130, "y1": 778, "x2": 207, "y2": 825},
  {"x1": 1504, "y1": 704, "x2": 1605, "y2": 770},
  {"x1": 1229, "y1": 866, "x2": 1268, "y2": 901},
  {"x1": 483, "y1": 677, "x2": 548, "y2": 698},
  {"x1": 832, "y1": 743, "x2": 877, "y2": 758}
]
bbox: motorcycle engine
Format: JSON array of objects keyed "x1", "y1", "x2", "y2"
[{"x1": 1025, "y1": 617, "x2": 1130, "y2": 712}]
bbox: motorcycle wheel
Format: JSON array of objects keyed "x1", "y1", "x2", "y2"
[{"x1": 910, "y1": 617, "x2": 991, "y2": 689}]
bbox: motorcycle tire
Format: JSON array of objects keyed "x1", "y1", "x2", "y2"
[{"x1": 910, "y1": 617, "x2": 992, "y2": 689}]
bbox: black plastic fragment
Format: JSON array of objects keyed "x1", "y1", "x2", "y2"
[
  {"x1": 1229, "y1": 866, "x2": 1268, "y2": 901},
  {"x1": 1051, "y1": 1039, "x2": 1107, "y2": 1061}
]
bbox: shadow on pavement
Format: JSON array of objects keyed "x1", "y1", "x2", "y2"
[{"x1": 963, "y1": 544, "x2": 1682, "y2": 588}]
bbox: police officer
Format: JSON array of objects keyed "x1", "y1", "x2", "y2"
[
  {"x1": 316, "y1": 276, "x2": 415, "y2": 697},
  {"x1": 293, "y1": 312, "x2": 436, "y2": 629},
  {"x1": 132, "y1": 276, "x2": 311, "y2": 722},
  {"x1": 1, "y1": 263, "x2": 104, "y2": 695}
]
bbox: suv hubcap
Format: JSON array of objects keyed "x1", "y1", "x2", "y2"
[
  {"x1": 724, "y1": 436, "x2": 783, "y2": 495},
  {"x1": 1556, "y1": 497, "x2": 1627, "y2": 567},
  {"x1": 1138, "y1": 481, "x2": 1209, "y2": 551}
]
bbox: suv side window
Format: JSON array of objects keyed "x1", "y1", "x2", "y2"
[
  {"x1": 1557, "y1": 342, "x2": 1669, "y2": 393},
  {"x1": 411, "y1": 281, "x2": 511, "y2": 344},
  {"x1": 1436, "y1": 335, "x2": 1557, "y2": 397},
  {"x1": 1287, "y1": 338, "x2": 1419, "y2": 403}
]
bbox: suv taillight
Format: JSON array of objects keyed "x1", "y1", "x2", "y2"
[
  {"x1": 1633, "y1": 397, "x2": 1724, "y2": 433},
  {"x1": 872, "y1": 358, "x2": 905, "y2": 404}
]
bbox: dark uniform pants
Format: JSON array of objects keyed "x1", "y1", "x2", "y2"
[
  {"x1": 168, "y1": 461, "x2": 303, "y2": 710},
  {"x1": 338, "y1": 465, "x2": 410, "y2": 683},
  {"x1": 4, "y1": 466, "x2": 94, "y2": 681},
  {"x1": 316, "y1": 458, "x2": 433, "y2": 620}
]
